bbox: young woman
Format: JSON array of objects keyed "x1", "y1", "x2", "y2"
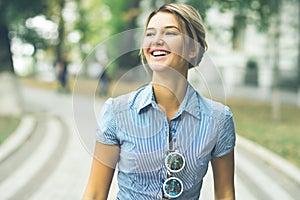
[{"x1": 83, "y1": 3, "x2": 236, "y2": 200}]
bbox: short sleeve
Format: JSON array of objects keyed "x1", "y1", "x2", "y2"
[
  {"x1": 96, "y1": 98, "x2": 119, "y2": 145},
  {"x1": 212, "y1": 106, "x2": 236, "y2": 158}
]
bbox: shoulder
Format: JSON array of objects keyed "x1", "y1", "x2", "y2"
[
  {"x1": 196, "y1": 93, "x2": 233, "y2": 121},
  {"x1": 103, "y1": 84, "x2": 149, "y2": 113}
]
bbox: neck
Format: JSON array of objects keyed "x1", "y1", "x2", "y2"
[{"x1": 152, "y1": 70, "x2": 188, "y2": 121}]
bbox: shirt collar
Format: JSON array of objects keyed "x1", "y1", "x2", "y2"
[
  {"x1": 135, "y1": 82, "x2": 201, "y2": 120},
  {"x1": 177, "y1": 83, "x2": 201, "y2": 120},
  {"x1": 135, "y1": 83, "x2": 156, "y2": 113}
]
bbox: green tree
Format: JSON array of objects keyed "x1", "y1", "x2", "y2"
[
  {"x1": 187, "y1": 0, "x2": 280, "y2": 49},
  {"x1": 72, "y1": 0, "x2": 111, "y2": 76},
  {"x1": 13, "y1": 22, "x2": 49, "y2": 66},
  {"x1": 188, "y1": 0, "x2": 292, "y2": 120},
  {"x1": 102, "y1": 0, "x2": 141, "y2": 72},
  {"x1": 52, "y1": 0, "x2": 66, "y2": 65},
  {"x1": 298, "y1": 0, "x2": 300, "y2": 107},
  {"x1": 0, "y1": 0, "x2": 49, "y2": 73}
]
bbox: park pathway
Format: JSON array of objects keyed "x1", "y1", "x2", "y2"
[{"x1": 0, "y1": 86, "x2": 299, "y2": 199}]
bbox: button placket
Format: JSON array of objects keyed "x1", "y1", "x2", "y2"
[
  {"x1": 170, "y1": 121, "x2": 178, "y2": 149},
  {"x1": 173, "y1": 137, "x2": 177, "y2": 143}
]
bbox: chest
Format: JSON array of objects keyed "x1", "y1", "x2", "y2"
[{"x1": 115, "y1": 109, "x2": 219, "y2": 172}]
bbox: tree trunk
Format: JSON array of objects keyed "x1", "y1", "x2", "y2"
[
  {"x1": 118, "y1": 0, "x2": 140, "y2": 68},
  {"x1": 297, "y1": 0, "x2": 300, "y2": 107},
  {"x1": 0, "y1": 23, "x2": 14, "y2": 73},
  {"x1": 232, "y1": 14, "x2": 246, "y2": 51},
  {"x1": 0, "y1": 18, "x2": 22, "y2": 116},
  {"x1": 271, "y1": 0, "x2": 281, "y2": 121},
  {"x1": 55, "y1": 0, "x2": 66, "y2": 64}
]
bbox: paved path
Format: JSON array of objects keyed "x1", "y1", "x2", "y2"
[{"x1": 0, "y1": 86, "x2": 299, "y2": 199}]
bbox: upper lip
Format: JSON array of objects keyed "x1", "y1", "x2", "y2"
[{"x1": 149, "y1": 48, "x2": 171, "y2": 55}]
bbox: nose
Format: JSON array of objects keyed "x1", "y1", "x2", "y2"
[{"x1": 152, "y1": 32, "x2": 164, "y2": 45}]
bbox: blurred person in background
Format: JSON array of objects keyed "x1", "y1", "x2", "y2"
[
  {"x1": 83, "y1": 3, "x2": 236, "y2": 200},
  {"x1": 98, "y1": 70, "x2": 111, "y2": 97},
  {"x1": 55, "y1": 53, "x2": 69, "y2": 93}
]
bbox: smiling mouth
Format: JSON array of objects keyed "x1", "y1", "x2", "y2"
[{"x1": 151, "y1": 50, "x2": 170, "y2": 57}]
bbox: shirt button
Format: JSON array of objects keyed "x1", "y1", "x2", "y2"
[{"x1": 173, "y1": 137, "x2": 177, "y2": 143}]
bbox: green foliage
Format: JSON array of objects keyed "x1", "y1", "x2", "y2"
[
  {"x1": 74, "y1": 0, "x2": 111, "y2": 48},
  {"x1": 0, "y1": 0, "x2": 289, "y2": 74},
  {"x1": 186, "y1": 0, "x2": 215, "y2": 20},
  {"x1": 214, "y1": 0, "x2": 281, "y2": 31},
  {"x1": 0, "y1": 0, "x2": 51, "y2": 72},
  {"x1": 102, "y1": 0, "x2": 136, "y2": 34},
  {"x1": 0, "y1": 0, "x2": 49, "y2": 24},
  {"x1": 187, "y1": 0, "x2": 284, "y2": 31},
  {"x1": 12, "y1": 23, "x2": 49, "y2": 53},
  {"x1": 100, "y1": 0, "x2": 141, "y2": 70}
]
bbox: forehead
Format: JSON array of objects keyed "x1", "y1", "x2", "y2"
[{"x1": 147, "y1": 12, "x2": 179, "y2": 29}]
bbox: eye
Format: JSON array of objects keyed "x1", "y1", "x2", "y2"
[
  {"x1": 166, "y1": 31, "x2": 178, "y2": 36},
  {"x1": 145, "y1": 32, "x2": 155, "y2": 37}
]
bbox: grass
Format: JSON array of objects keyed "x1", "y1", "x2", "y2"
[
  {"x1": 0, "y1": 116, "x2": 20, "y2": 144},
  {"x1": 228, "y1": 99, "x2": 300, "y2": 168}
]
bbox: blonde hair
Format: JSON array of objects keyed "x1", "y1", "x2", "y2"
[{"x1": 140, "y1": 3, "x2": 208, "y2": 68}]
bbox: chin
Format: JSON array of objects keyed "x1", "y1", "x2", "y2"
[{"x1": 148, "y1": 63, "x2": 171, "y2": 72}]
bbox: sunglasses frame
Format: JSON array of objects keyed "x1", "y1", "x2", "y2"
[
  {"x1": 164, "y1": 151, "x2": 186, "y2": 173},
  {"x1": 163, "y1": 176, "x2": 184, "y2": 198},
  {"x1": 162, "y1": 151, "x2": 185, "y2": 198}
]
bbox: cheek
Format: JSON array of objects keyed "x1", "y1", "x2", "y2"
[
  {"x1": 142, "y1": 38, "x2": 151, "y2": 49},
  {"x1": 167, "y1": 38, "x2": 184, "y2": 57},
  {"x1": 142, "y1": 39, "x2": 151, "y2": 57}
]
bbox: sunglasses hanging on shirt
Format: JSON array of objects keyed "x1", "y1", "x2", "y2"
[{"x1": 162, "y1": 150, "x2": 185, "y2": 199}]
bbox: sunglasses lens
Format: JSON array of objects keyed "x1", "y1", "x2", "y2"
[
  {"x1": 163, "y1": 177, "x2": 183, "y2": 198},
  {"x1": 165, "y1": 152, "x2": 185, "y2": 173}
]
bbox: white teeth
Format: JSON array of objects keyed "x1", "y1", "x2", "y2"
[{"x1": 152, "y1": 51, "x2": 169, "y2": 56}]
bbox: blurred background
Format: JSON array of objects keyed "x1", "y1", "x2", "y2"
[{"x1": 0, "y1": 0, "x2": 300, "y2": 199}]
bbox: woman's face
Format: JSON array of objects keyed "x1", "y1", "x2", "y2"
[{"x1": 142, "y1": 12, "x2": 189, "y2": 75}]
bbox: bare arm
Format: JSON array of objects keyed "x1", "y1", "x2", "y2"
[
  {"x1": 211, "y1": 150, "x2": 235, "y2": 200},
  {"x1": 83, "y1": 142, "x2": 120, "y2": 200}
]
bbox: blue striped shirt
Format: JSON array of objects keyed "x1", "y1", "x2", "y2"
[{"x1": 96, "y1": 82, "x2": 236, "y2": 199}]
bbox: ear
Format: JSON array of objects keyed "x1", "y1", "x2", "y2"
[{"x1": 188, "y1": 42, "x2": 200, "y2": 59}]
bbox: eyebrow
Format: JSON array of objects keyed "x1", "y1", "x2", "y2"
[{"x1": 146, "y1": 25, "x2": 180, "y2": 31}]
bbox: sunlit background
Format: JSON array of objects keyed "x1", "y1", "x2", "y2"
[{"x1": 0, "y1": 0, "x2": 299, "y2": 199}]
